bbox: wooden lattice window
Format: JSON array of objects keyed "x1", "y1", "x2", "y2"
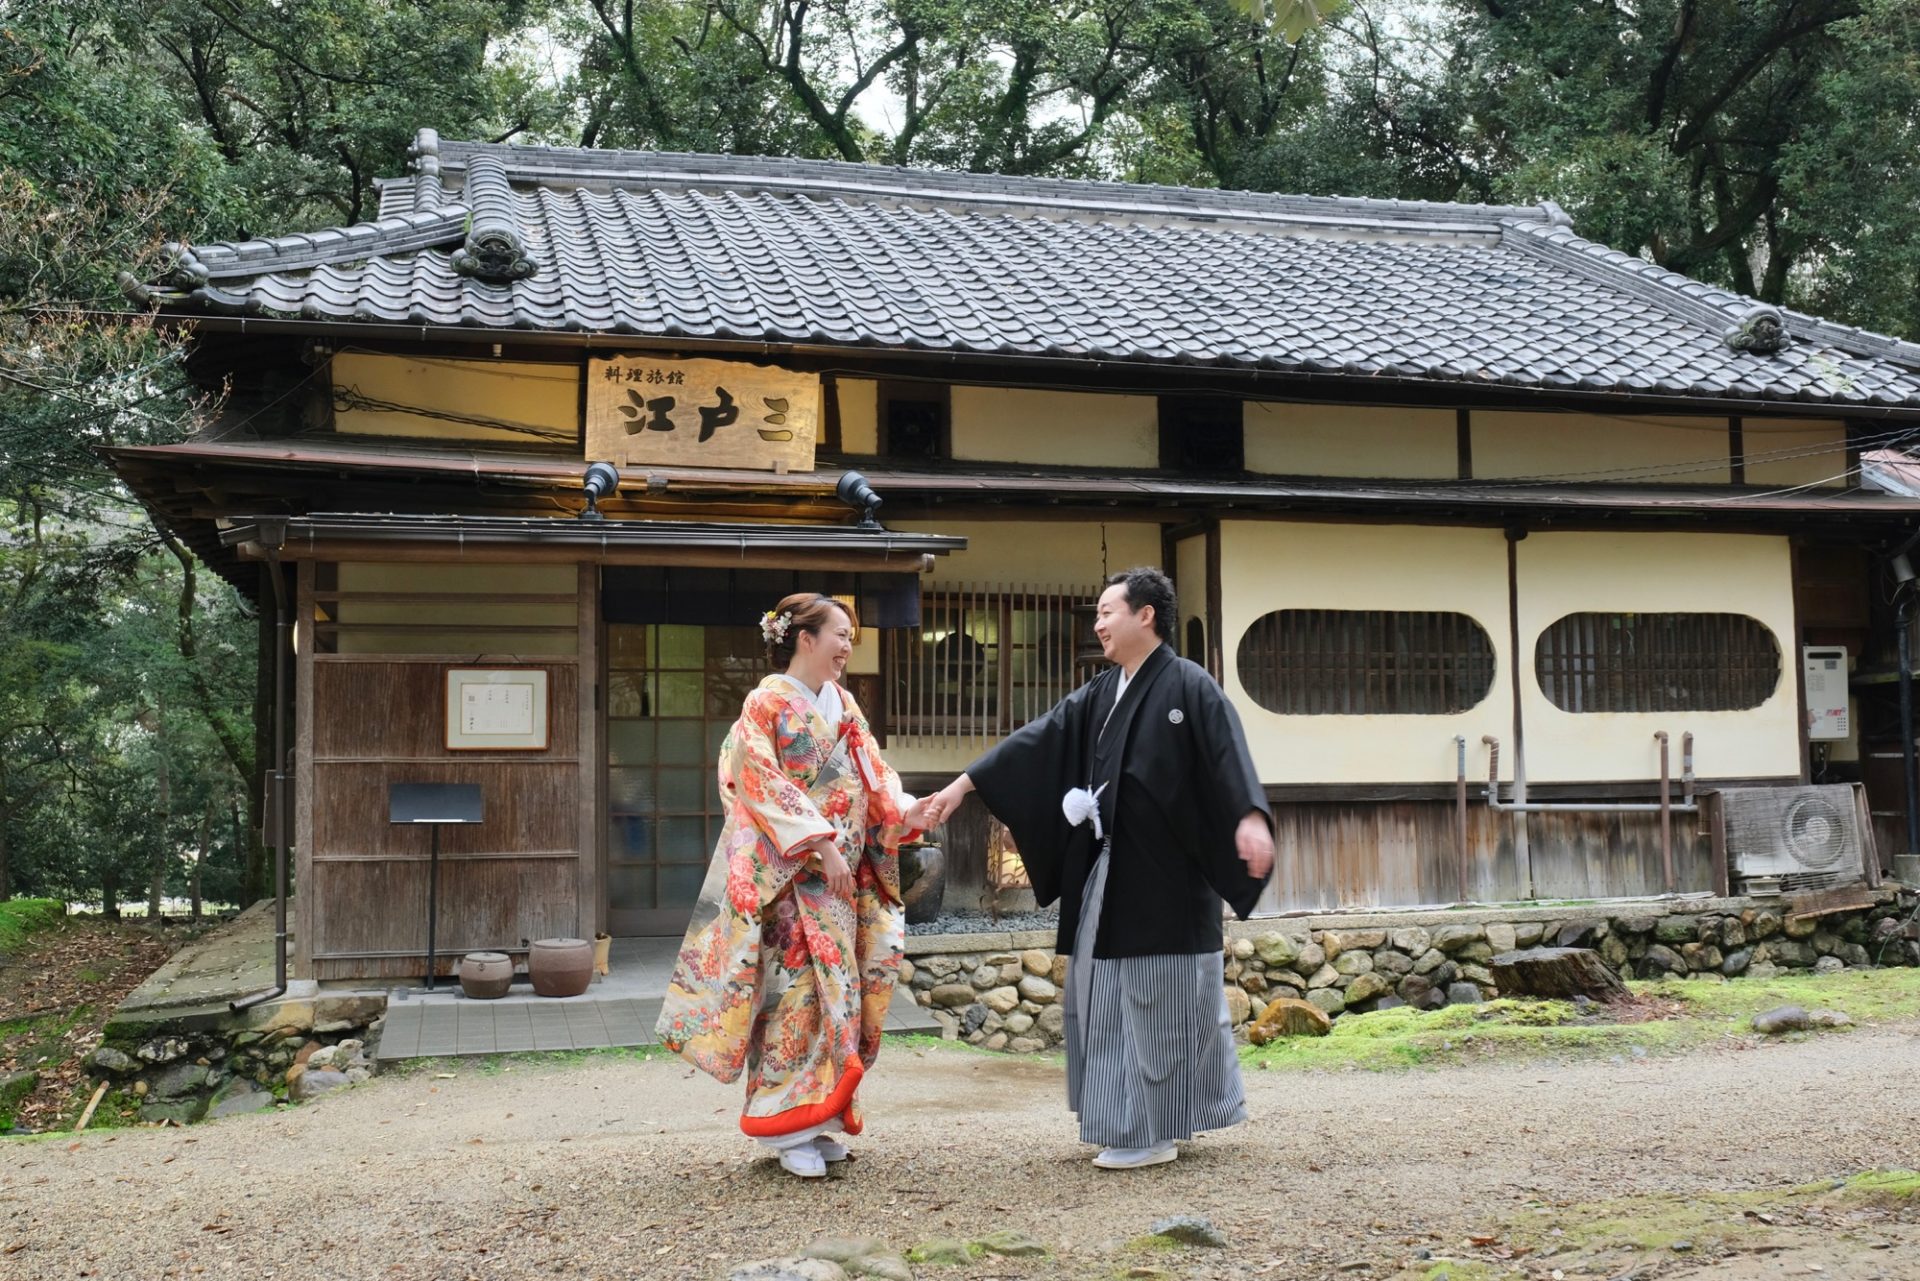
[
  {"x1": 882, "y1": 585, "x2": 1093, "y2": 745},
  {"x1": 1535, "y1": 612, "x2": 1780, "y2": 713},
  {"x1": 1236, "y1": 609, "x2": 1497, "y2": 715}
]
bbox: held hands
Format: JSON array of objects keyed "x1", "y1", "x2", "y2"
[
  {"x1": 1236, "y1": 810, "x2": 1275, "y2": 881},
  {"x1": 917, "y1": 775, "x2": 974, "y2": 829},
  {"x1": 900, "y1": 796, "x2": 934, "y2": 833}
]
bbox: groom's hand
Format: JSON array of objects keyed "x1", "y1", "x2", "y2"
[{"x1": 1235, "y1": 810, "x2": 1274, "y2": 880}]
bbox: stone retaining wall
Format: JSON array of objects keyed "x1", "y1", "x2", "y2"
[
  {"x1": 902, "y1": 887, "x2": 1920, "y2": 1053},
  {"x1": 85, "y1": 992, "x2": 385, "y2": 1124}
]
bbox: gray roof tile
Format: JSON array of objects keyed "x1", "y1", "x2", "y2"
[{"x1": 127, "y1": 135, "x2": 1920, "y2": 411}]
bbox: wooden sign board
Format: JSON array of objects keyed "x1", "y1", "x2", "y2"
[{"x1": 586, "y1": 357, "x2": 819, "y2": 472}]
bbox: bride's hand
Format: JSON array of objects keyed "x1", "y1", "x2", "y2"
[
  {"x1": 819, "y1": 841, "x2": 855, "y2": 898},
  {"x1": 902, "y1": 796, "x2": 934, "y2": 832}
]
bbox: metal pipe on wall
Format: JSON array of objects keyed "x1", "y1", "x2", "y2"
[{"x1": 1478, "y1": 735, "x2": 1700, "y2": 815}]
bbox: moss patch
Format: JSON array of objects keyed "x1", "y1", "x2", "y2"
[
  {"x1": 1241, "y1": 967, "x2": 1920, "y2": 1073},
  {"x1": 0, "y1": 899, "x2": 65, "y2": 953}
]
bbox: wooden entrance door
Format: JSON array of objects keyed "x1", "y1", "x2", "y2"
[{"x1": 605, "y1": 623, "x2": 761, "y2": 935}]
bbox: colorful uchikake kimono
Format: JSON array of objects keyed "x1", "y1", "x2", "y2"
[{"x1": 655, "y1": 675, "x2": 916, "y2": 1142}]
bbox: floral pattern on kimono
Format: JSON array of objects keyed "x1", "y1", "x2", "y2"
[{"x1": 654, "y1": 676, "x2": 916, "y2": 1138}]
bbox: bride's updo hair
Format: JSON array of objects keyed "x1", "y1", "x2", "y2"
[{"x1": 762, "y1": 593, "x2": 855, "y2": 669}]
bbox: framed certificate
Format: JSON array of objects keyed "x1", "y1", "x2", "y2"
[{"x1": 445, "y1": 668, "x2": 550, "y2": 751}]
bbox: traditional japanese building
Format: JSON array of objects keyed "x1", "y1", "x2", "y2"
[{"x1": 116, "y1": 129, "x2": 1920, "y2": 982}]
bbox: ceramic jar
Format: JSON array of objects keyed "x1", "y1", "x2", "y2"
[
  {"x1": 458, "y1": 951, "x2": 513, "y2": 999},
  {"x1": 528, "y1": 937, "x2": 593, "y2": 997}
]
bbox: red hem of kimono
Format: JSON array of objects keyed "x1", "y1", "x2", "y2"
[{"x1": 738, "y1": 1059, "x2": 865, "y2": 1138}]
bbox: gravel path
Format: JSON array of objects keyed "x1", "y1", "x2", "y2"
[{"x1": 6, "y1": 1022, "x2": 1919, "y2": 1280}]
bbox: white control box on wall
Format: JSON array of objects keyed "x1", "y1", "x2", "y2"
[{"x1": 1803, "y1": 645, "x2": 1851, "y2": 741}]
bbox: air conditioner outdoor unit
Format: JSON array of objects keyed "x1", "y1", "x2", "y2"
[{"x1": 1720, "y1": 785, "x2": 1870, "y2": 894}]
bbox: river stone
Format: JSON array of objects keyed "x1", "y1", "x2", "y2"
[
  {"x1": 1347, "y1": 929, "x2": 1388, "y2": 949},
  {"x1": 1413, "y1": 948, "x2": 1447, "y2": 975},
  {"x1": 1008, "y1": 1036, "x2": 1046, "y2": 1054},
  {"x1": 1456, "y1": 963, "x2": 1496, "y2": 987},
  {"x1": 1744, "y1": 909, "x2": 1782, "y2": 940},
  {"x1": 1637, "y1": 943, "x2": 1684, "y2": 977},
  {"x1": 136, "y1": 1036, "x2": 191, "y2": 1065},
  {"x1": 1839, "y1": 943, "x2": 1871, "y2": 969},
  {"x1": 1230, "y1": 937, "x2": 1255, "y2": 961},
  {"x1": 1052, "y1": 954, "x2": 1069, "y2": 987},
  {"x1": 1455, "y1": 941, "x2": 1495, "y2": 964},
  {"x1": 1037, "y1": 1005, "x2": 1066, "y2": 1038},
  {"x1": 1020, "y1": 949, "x2": 1052, "y2": 976},
  {"x1": 140, "y1": 1098, "x2": 206, "y2": 1126},
  {"x1": 1808, "y1": 1009, "x2": 1854, "y2": 1029},
  {"x1": 979, "y1": 1031, "x2": 1007, "y2": 1051},
  {"x1": 1432, "y1": 924, "x2": 1484, "y2": 953},
  {"x1": 1600, "y1": 934, "x2": 1632, "y2": 969},
  {"x1": 1305, "y1": 964, "x2": 1340, "y2": 989},
  {"x1": 1812, "y1": 930, "x2": 1843, "y2": 956},
  {"x1": 1017, "y1": 975, "x2": 1058, "y2": 1003},
  {"x1": 1344, "y1": 972, "x2": 1392, "y2": 1006},
  {"x1": 89, "y1": 1047, "x2": 138, "y2": 1076},
  {"x1": 729, "y1": 1259, "x2": 846, "y2": 1281},
  {"x1": 800, "y1": 1237, "x2": 912, "y2": 1281},
  {"x1": 1680, "y1": 942, "x2": 1723, "y2": 972},
  {"x1": 291, "y1": 1069, "x2": 351, "y2": 1102},
  {"x1": 1331, "y1": 951, "x2": 1374, "y2": 977},
  {"x1": 1445, "y1": 982, "x2": 1484, "y2": 1005},
  {"x1": 1513, "y1": 923, "x2": 1545, "y2": 947},
  {"x1": 1255, "y1": 932, "x2": 1302, "y2": 967},
  {"x1": 206, "y1": 1078, "x2": 273, "y2": 1120},
  {"x1": 925, "y1": 956, "x2": 961, "y2": 978},
  {"x1": 973, "y1": 1229, "x2": 1047, "y2": 1258},
  {"x1": 1752, "y1": 1005, "x2": 1811, "y2": 1034},
  {"x1": 1556, "y1": 920, "x2": 1608, "y2": 949},
  {"x1": 1306, "y1": 988, "x2": 1346, "y2": 1016},
  {"x1": 1371, "y1": 949, "x2": 1412, "y2": 977},
  {"x1": 150, "y1": 1062, "x2": 211, "y2": 1100},
  {"x1": 982, "y1": 986, "x2": 1020, "y2": 1015},
  {"x1": 909, "y1": 1239, "x2": 976, "y2": 1266},
  {"x1": 1430, "y1": 960, "x2": 1460, "y2": 988},
  {"x1": 930, "y1": 983, "x2": 975, "y2": 1009},
  {"x1": 1003, "y1": 1012, "x2": 1035, "y2": 1035},
  {"x1": 1318, "y1": 931, "x2": 1348, "y2": 961},
  {"x1": 1239, "y1": 972, "x2": 1269, "y2": 995},
  {"x1": 1783, "y1": 913, "x2": 1819, "y2": 939},
  {"x1": 1720, "y1": 918, "x2": 1748, "y2": 948},
  {"x1": 1148, "y1": 1216, "x2": 1229, "y2": 1248},
  {"x1": 969, "y1": 967, "x2": 1000, "y2": 991},
  {"x1": 1392, "y1": 926, "x2": 1431, "y2": 954},
  {"x1": 1293, "y1": 941, "x2": 1327, "y2": 973},
  {"x1": 1813, "y1": 956, "x2": 1845, "y2": 975},
  {"x1": 1485, "y1": 923, "x2": 1517, "y2": 953},
  {"x1": 307, "y1": 1045, "x2": 340, "y2": 1071},
  {"x1": 1767, "y1": 940, "x2": 1818, "y2": 968},
  {"x1": 1248, "y1": 997, "x2": 1332, "y2": 1043},
  {"x1": 1654, "y1": 915, "x2": 1700, "y2": 945},
  {"x1": 1397, "y1": 974, "x2": 1433, "y2": 1004},
  {"x1": 1722, "y1": 948, "x2": 1753, "y2": 977},
  {"x1": 1224, "y1": 986, "x2": 1252, "y2": 1025}
]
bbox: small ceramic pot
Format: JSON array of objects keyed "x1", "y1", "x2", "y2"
[
  {"x1": 900, "y1": 844, "x2": 946, "y2": 926},
  {"x1": 528, "y1": 937, "x2": 593, "y2": 997},
  {"x1": 458, "y1": 951, "x2": 513, "y2": 1000}
]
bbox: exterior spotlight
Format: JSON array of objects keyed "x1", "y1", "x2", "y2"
[
  {"x1": 580, "y1": 461, "x2": 620, "y2": 521},
  {"x1": 836, "y1": 470, "x2": 883, "y2": 529}
]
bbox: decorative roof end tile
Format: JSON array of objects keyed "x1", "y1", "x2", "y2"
[
  {"x1": 451, "y1": 155, "x2": 537, "y2": 283},
  {"x1": 409, "y1": 127, "x2": 445, "y2": 213},
  {"x1": 156, "y1": 242, "x2": 210, "y2": 289},
  {"x1": 1725, "y1": 304, "x2": 1790, "y2": 356}
]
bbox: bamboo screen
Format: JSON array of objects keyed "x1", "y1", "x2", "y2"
[
  {"x1": 882, "y1": 584, "x2": 1095, "y2": 746},
  {"x1": 1535, "y1": 612, "x2": 1780, "y2": 713},
  {"x1": 1236, "y1": 609, "x2": 1498, "y2": 715}
]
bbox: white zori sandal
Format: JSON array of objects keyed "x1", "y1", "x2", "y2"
[
  {"x1": 778, "y1": 1144, "x2": 828, "y2": 1178},
  {"x1": 812, "y1": 1133, "x2": 851, "y2": 1162},
  {"x1": 1092, "y1": 1140, "x2": 1177, "y2": 1170}
]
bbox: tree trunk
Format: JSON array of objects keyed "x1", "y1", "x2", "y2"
[
  {"x1": 1489, "y1": 946, "x2": 1629, "y2": 1001},
  {"x1": 150, "y1": 697, "x2": 170, "y2": 921},
  {"x1": 191, "y1": 803, "x2": 210, "y2": 922}
]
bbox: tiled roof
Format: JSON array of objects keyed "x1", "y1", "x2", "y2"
[{"x1": 122, "y1": 128, "x2": 1920, "y2": 411}]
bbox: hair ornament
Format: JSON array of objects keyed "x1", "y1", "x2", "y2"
[{"x1": 760, "y1": 610, "x2": 794, "y2": 644}]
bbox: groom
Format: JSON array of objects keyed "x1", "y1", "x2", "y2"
[{"x1": 923, "y1": 567, "x2": 1274, "y2": 1169}]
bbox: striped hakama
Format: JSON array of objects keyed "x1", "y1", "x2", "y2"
[{"x1": 1063, "y1": 846, "x2": 1248, "y2": 1148}]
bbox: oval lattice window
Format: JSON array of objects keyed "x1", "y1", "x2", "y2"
[
  {"x1": 1534, "y1": 612, "x2": 1780, "y2": 712},
  {"x1": 1235, "y1": 609, "x2": 1497, "y2": 715}
]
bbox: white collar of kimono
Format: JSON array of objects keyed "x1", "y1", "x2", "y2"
[
  {"x1": 775, "y1": 672, "x2": 845, "y2": 725},
  {"x1": 1114, "y1": 641, "x2": 1163, "y2": 696}
]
